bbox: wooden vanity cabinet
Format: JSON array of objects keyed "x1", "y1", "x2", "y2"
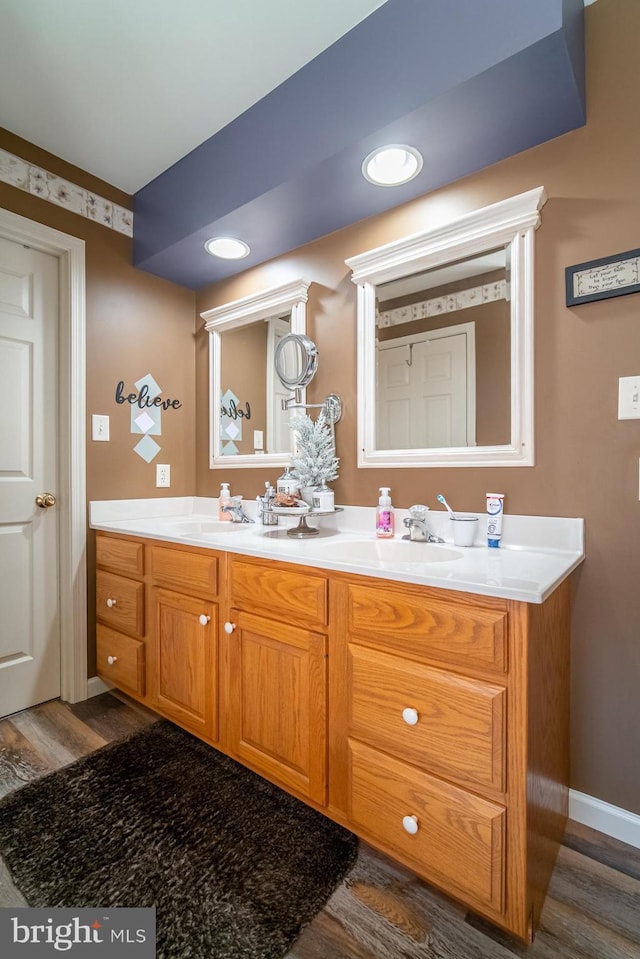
[
  {"x1": 329, "y1": 574, "x2": 571, "y2": 941},
  {"x1": 224, "y1": 556, "x2": 329, "y2": 805},
  {"x1": 94, "y1": 531, "x2": 570, "y2": 941}
]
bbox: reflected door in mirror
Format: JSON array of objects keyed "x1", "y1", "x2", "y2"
[
  {"x1": 268, "y1": 318, "x2": 293, "y2": 454},
  {"x1": 375, "y1": 249, "x2": 510, "y2": 451},
  {"x1": 377, "y1": 326, "x2": 474, "y2": 449}
]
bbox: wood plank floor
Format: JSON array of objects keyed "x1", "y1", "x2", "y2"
[{"x1": 1, "y1": 693, "x2": 639, "y2": 958}]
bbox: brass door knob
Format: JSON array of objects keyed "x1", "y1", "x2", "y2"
[{"x1": 35, "y1": 492, "x2": 57, "y2": 509}]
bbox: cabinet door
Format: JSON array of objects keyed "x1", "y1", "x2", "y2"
[
  {"x1": 152, "y1": 588, "x2": 218, "y2": 741},
  {"x1": 226, "y1": 609, "x2": 327, "y2": 804}
]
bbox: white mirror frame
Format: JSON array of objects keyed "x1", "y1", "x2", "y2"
[
  {"x1": 345, "y1": 186, "x2": 547, "y2": 468},
  {"x1": 202, "y1": 278, "x2": 310, "y2": 468}
]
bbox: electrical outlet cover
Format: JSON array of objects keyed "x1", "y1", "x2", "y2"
[{"x1": 156, "y1": 464, "x2": 170, "y2": 487}]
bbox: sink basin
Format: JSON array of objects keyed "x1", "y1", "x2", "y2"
[
  {"x1": 313, "y1": 538, "x2": 462, "y2": 565},
  {"x1": 162, "y1": 519, "x2": 251, "y2": 535},
  {"x1": 117, "y1": 517, "x2": 253, "y2": 536}
]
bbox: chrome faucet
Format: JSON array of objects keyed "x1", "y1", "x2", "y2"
[
  {"x1": 221, "y1": 496, "x2": 254, "y2": 524},
  {"x1": 256, "y1": 483, "x2": 278, "y2": 526},
  {"x1": 403, "y1": 504, "x2": 444, "y2": 543}
]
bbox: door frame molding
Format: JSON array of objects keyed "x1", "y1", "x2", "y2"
[{"x1": 0, "y1": 206, "x2": 87, "y2": 703}]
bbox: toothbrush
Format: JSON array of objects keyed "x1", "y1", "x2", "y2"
[{"x1": 436, "y1": 493, "x2": 458, "y2": 519}]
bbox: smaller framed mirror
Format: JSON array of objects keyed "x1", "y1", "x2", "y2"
[
  {"x1": 274, "y1": 333, "x2": 318, "y2": 390},
  {"x1": 202, "y1": 279, "x2": 310, "y2": 468}
]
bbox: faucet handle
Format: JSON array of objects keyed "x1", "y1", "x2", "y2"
[{"x1": 408, "y1": 504, "x2": 429, "y2": 519}]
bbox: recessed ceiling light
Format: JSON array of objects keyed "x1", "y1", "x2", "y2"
[
  {"x1": 362, "y1": 145, "x2": 423, "y2": 186},
  {"x1": 204, "y1": 237, "x2": 250, "y2": 259}
]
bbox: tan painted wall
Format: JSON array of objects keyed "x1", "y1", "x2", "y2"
[
  {"x1": 195, "y1": 0, "x2": 640, "y2": 814},
  {"x1": 0, "y1": 129, "x2": 196, "y2": 674}
]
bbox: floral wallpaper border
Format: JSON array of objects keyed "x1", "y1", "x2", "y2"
[
  {"x1": 0, "y1": 147, "x2": 133, "y2": 237},
  {"x1": 376, "y1": 279, "x2": 508, "y2": 327}
]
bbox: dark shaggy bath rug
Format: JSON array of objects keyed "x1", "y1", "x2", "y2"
[{"x1": 0, "y1": 720, "x2": 358, "y2": 959}]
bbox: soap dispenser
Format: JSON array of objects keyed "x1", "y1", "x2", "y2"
[
  {"x1": 376, "y1": 487, "x2": 395, "y2": 539},
  {"x1": 218, "y1": 482, "x2": 231, "y2": 521}
]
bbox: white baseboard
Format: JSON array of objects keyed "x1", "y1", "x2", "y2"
[
  {"x1": 570, "y1": 789, "x2": 640, "y2": 849},
  {"x1": 87, "y1": 675, "x2": 113, "y2": 698}
]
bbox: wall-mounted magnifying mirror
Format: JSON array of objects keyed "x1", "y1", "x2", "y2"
[
  {"x1": 275, "y1": 332, "x2": 343, "y2": 426},
  {"x1": 201, "y1": 279, "x2": 310, "y2": 468},
  {"x1": 274, "y1": 333, "x2": 318, "y2": 390},
  {"x1": 346, "y1": 187, "x2": 547, "y2": 468}
]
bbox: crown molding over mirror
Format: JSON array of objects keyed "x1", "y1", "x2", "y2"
[
  {"x1": 202, "y1": 279, "x2": 310, "y2": 468},
  {"x1": 346, "y1": 187, "x2": 547, "y2": 468}
]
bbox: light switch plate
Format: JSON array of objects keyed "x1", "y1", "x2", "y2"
[
  {"x1": 253, "y1": 430, "x2": 264, "y2": 450},
  {"x1": 618, "y1": 376, "x2": 640, "y2": 419},
  {"x1": 156, "y1": 464, "x2": 170, "y2": 487},
  {"x1": 92, "y1": 414, "x2": 110, "y2": 441}
]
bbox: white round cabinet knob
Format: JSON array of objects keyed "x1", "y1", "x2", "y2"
[
  {"x1": 199, "y1": 614, "x2": 211, "y2": 626},
  {"x1": 224, "y1": 622, "x2": 236, "y2": 634},
  {"x1": 106, "y1": 597, "x2": 117, "y2": 608},
  {"x1": 402, "y1": 707, "x2": 419, "y2": 726},
  {"x1": 402, "y1": 815, "x2": 419, "y2": 835},
  {"x1": 107, "y1": 655, "x2": 118, "y2": 665}
]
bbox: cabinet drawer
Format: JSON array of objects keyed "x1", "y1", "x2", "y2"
[
  {"x1": 349, "y1": 645, "x2": 505, "y2": 792},
  {"x1": 347, "y1": 583, "x2": 507, "y2": 672},
  {"x1": 349, "y1": 739, "x2": 505, "y2": 914},
  {"x1": 96, "y1": 570, "x2": 144, "y2": 638},
  {"x1": 150, "y1": 545, "x2": 219, "y2": 598},
  {"x1": 96, "y1": 624, "x2": 145, "y2": 696},
  {"x1": 96, "y1": 534, "x2": 144, "y2": 578},
  {"x1": 229, "y1": 558, "x2": 328, "y2": 628}
]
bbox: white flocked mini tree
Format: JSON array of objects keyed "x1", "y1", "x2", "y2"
[{"x1": 289, "y1": 414, "x2": 339, "y2": 488}]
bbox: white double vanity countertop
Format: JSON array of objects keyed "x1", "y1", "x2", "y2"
[{"x1": 90, "y1": 497, "x2": 585, "y2": 604}]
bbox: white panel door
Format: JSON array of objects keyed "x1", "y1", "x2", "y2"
[
  {"x1": 375, "y1": 341, "x2": 413, "y2": 449},
  {"x1": 376, "y1": 331, "x2": 468, "y2": 449},
  {"x1": 415, "y1": 335, "x2": 468, "y2": 448},
  {"x1": 0, "y1": 236, "x2": 60, "y2": 717}
]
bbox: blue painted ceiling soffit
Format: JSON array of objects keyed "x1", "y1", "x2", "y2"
[{"x1": 133, "y1": 0, "x2": 585, "y2": 291}]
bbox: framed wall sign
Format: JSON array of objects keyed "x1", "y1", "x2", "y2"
[{"x1": 566, "y1": 248, "x2": 640, "y2": 306}]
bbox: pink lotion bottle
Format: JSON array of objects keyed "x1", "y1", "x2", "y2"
[{"x1": 376, "y1": 487, "x2": 395, "y2": 538}]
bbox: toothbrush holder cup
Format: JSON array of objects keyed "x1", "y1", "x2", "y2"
[{"x1": 450, "y1": 515, "x2": 479, "y2": 547}]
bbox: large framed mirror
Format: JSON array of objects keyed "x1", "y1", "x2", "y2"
[
  {"x1": 345, "y1": 187, "x2": 547, "y2": 468},
  {"x1": 202, "y1": 279, "x2": 310, "y2": 468}
]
